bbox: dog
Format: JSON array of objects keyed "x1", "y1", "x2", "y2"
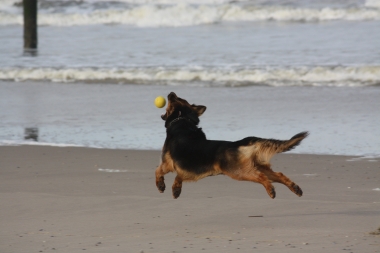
[{"x1": 155, "y1": 92, "x2": 308, "y2": 199}]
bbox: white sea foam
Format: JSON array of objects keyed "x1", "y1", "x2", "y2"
[
  {"x1": 0, "y1": 0, "x2": 18, "y2": 10},
  {"x1": 98, "y1": 168, "x2": 128, "y2": 172},
  {"x1": 346, "y1": 155, "x2": 380, "y2": 162},
  {"x1": 87, "y1": 0, "x2": 246, "y2": 3},
  {"x1": 1, "y1": 66, "x2": 379, "y2": 87},
  {"x1": 0, "y1": 139, "x2": 87, "y2": 148},
  {"x1": 365, "y1": 0, "x2": 380, "y2": 8},
  {"x1": 1, "y1": 4, "x2": 380, "y2": 26}
]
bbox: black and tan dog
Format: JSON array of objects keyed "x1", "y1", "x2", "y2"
[{"x1": 155, "y1": 92, "x2": 308, "y2": 199}]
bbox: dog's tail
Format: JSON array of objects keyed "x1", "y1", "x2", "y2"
[{"x1": 253, "y1": 131, "x2": 309, "y2": 163}]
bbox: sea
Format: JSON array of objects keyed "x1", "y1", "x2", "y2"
[{"x1": 0, "y1": 0, "x2": 379, "y2": 156}]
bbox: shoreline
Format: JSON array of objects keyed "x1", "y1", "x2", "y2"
[
  {"x1": 1, "y1": 145, "x2": 379, "y2": 252},
  {"x1": 1, "y1": 142, "x2": 380, "y2": 158},
  {"x1": 2, "y1": 82, "x2": 380, "y2": 155}
]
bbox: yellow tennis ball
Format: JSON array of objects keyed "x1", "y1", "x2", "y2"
[{"x1": 154, "y1": 96, "x2": 166, "y2": 108}]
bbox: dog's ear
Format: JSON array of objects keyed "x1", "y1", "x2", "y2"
[
  {"x1": 168, "y1": 92, "x2": 178, "y2": 102},
  {"x1": 192, "y1": 104, "x2": 206, "y2": 116}
]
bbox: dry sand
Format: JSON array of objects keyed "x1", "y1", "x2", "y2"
[{"x1": 1, "y1": 146, "x2": 379, "y2": 253}]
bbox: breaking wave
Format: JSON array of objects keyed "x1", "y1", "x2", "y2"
[
  {"x1": 1, "y1": 3, "x2": 380, "y2": 27},
  {"x1": 365, "y1": 0, "x2": 380, "y2": 8},
  {"x1": 1, "y1": 66, "x2": 379, "y2": 87}
]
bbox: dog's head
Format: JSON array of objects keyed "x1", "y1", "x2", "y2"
[{"x1": 161, "y1": 92, "x2": 206, "y2": 128}]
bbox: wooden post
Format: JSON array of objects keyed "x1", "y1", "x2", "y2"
[
  {"x1": 24, "y1": 127, "x2": 39, "y2": 142},
  {"x1": 23, "y1": 0, "x2": 38, "y2": 50}
]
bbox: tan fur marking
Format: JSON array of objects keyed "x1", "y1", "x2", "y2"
[{"x1": 175, "y1": 164, "x2": 223, "y2": 182}]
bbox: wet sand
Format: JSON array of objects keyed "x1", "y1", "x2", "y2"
[
  {"x1": 1, "y1": 146, "x2": 379, "y2": 252},
  {"x1": 2, "y1": 82, "x2": 380, "y2": 155}
]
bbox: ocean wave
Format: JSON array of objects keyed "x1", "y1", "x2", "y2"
[
  {"x1": 1, "y1": 66, "x2": 379, "y2": 87},
  {"x1": 365, "y1": 0, "x2": 380, "y2": 8},
  {"x1": 87, "y1": 0, "x2": 246, "y2": 4},
  {"x1": 1, "y1": 4, "x2": 380, "y2": 26}
]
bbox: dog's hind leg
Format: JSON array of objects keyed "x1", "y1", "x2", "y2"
[
  {"x1": 224, "y1": 170, "x2": 276, "y2": 199},
  {"x1": 252, "y1": 173, "x2": 276, "y2": 199},
  {"x1": 263, "y1": 170, "x2": 303, "y2": 197},
  {"x1": 172, "y1": 175, "x2": 183, "y2": 199},
  {"x1": 257, "y1": 175, "x2": 276, "y2": 199}
]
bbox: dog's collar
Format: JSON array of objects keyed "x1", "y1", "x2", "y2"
[{"x1": 169, "y1": 117, "x2": 188, "y2": 127}]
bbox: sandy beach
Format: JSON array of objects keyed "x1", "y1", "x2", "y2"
[{"x1": 1, "y1": 145, "x2": 379, "y2": 253}]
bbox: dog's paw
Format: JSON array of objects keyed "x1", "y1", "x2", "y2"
[
  {"x1": 172, "y1": 187, "x2": 182, "y2": 199},
  {"x1": 267, "y1": 187, "x2": 276, "y2": 199},
  {"x1": 156, "y1": 181, "x2": 166, "y2": 193},
  {"x1": 270, "y1": 188, "x2": 276, "y2": 199},
  {"x1": 292, "y1": 184, "x2": 303, "y2": 197}
]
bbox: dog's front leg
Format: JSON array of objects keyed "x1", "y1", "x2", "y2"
[
  {"x1": 155, "y1": 164, "x2": 166, "y2": 193},
  {"x1": 172, "y1": 175, "x2": 183, "y2": 199}
]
